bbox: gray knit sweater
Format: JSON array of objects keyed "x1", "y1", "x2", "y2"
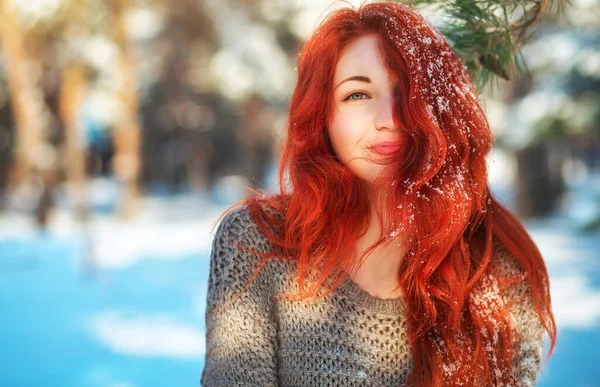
[{"x1": 200, "y1": 204, "x2": 546, "y2": 386}]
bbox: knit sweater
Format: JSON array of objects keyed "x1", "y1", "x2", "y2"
[{"x1": 200, "y1": 204, "x2": 546, "y2": 386}]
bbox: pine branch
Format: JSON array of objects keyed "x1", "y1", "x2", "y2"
[{"x1": 400, "y1": 0, "x2": 572, "y2": 91}]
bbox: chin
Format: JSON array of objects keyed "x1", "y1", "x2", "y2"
[{"x1": 350, "y1": 163, "x2": 384, "y2": 185}]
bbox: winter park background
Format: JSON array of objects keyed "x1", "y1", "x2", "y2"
[{"x1": 0, "y1": 0, "x2": 599, "y2": 386}]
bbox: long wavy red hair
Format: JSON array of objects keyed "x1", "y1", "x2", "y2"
[{"x1": 214, "y1": 2, "x2": 556, "y2": 386}]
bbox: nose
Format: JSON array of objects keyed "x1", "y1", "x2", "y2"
[{"x1": 374, "y1": 97, "x2": 397, "y2": 132}]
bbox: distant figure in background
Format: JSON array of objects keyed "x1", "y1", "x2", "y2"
[
  {"x1": 239, "y1": 94, "x2": 277, "y2": 191},
  {"x1": 83, "y1": 108, "x2": 113, "y2": 177}
]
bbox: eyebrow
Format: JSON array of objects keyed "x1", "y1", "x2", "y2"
[{"x1": 334, "y1": 75, "x2": 371, "y2": 90}]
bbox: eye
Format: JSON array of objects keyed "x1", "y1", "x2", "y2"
[{"x1": 343, "y1": 91, "x2": 370, "y2": 101}]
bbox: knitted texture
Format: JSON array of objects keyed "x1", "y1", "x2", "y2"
[{"x1": 200, "y1": 205, "x2": 546, "y2": 386}]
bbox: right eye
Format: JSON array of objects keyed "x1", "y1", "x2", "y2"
[{"x1": 343, "y1": 91, "x2": 370, "y2": 101}]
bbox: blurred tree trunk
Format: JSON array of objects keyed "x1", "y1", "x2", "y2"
[
  {"x1": 239, "y1": 94, "x2": 276, "y2": 191},
  {"x1": 0, "y1": 0, "x2": 45, "y2": 189},
  {"x1": 1, "y1": 0, "x2": 58, "y2": 227},
  {"x1": 508, "y1": 74, "x2": 566, "y2": 218},
  {"x1": 110, "y1": 0, "x2": 141, "y2": 217},
  {"x1": 59, "y1": 62, "x2": 89, "y2": 222},
  {"x1": 0, "y1": 83, "x2": 15, "y2": 210},
  {"x1": 515, "y1": 140, "x2": 566, "y2": 218}
]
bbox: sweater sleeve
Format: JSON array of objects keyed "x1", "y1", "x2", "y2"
[
  {"x1": 200, "y1": 206, "x2": 279, "y2": 387},
  {"x1": 493, "y1": 244, "x2": 546, "y2": 387}
]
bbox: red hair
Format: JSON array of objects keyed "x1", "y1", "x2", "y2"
[{"x1": 215, "y1": 2, "x2": 556, "y2": 386}]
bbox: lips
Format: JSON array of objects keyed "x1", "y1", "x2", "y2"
[{"x1": 369, "y1": 140, "x2": 402, "y2": 155}]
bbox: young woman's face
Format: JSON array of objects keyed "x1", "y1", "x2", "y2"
[{"x1": 328, "y1": 34, "x2": 401, "y2": 185}]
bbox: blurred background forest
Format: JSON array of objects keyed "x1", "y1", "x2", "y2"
[{"x1": 0, "y1": 0, "x2": 599, "y2": 386}]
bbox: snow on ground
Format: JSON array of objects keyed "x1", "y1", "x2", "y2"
[
  {"x1": 0, "y1": 180, "x2": 232, "y2": 270},
  {"x1": 0, "y1": 166, "x2": 599, "y2": 386}
]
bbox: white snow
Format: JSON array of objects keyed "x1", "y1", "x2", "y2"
[{"x1": 90, "y1": 310, "x2": 206, "y2": 358}]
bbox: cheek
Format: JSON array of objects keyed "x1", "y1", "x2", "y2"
[
  {"x1": 328, "y1": 111, "x2": 363, "y2": 158},
  {"x1": 327, "y1": 108, "x2": 384, "y2": 183}
]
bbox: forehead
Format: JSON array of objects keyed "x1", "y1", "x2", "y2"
[{"x1": 334, "y1": 34, "x2": 390, "y2": 82}]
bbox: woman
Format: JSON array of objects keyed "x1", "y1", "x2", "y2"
[{"x1": 200, "y1": 2, "x2": 557, "y2": 386}]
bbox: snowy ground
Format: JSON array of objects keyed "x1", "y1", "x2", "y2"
[{"x1": 0, "y1": 168, "x2": 599, "y2": 386}]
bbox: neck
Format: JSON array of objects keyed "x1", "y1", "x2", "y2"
[{"x1": 346, "y1": 202, "x2": 408, "y2": 298}]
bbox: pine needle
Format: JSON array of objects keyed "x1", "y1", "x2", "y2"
[{"x1": 398, "y1": 0, "x2": 572, "y2": 91}]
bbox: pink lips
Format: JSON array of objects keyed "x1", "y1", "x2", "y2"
[{"x1": 370, "y1": 141, "x2": 402, "y2": 155}]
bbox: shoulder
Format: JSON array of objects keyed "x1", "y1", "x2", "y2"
[
  {"x1": 214, "y1": 204, "x2": 255, "y2": 237},
  {"x1": 486, "y1": 242, "x2": 547, "y2": 385},
  {"x1": 486, "y1": 237, "x2": 544, "y2": 336},
  {"x1": 488, "y1": 237, "x2": 528, "y2": 286},
  {"x1": 207, "y1": 204, "x2": 272, "y2": 305},
  {"x1": 469, "y1": 237, "x2": 537, "y2": 322},
  {"x1": 213, "y1": 203, "x2": 271, "y2": 253},
  {"x1": 208, "y1": 202, "x2": 291, "y2": 302},
  {"x1": 214, "y1": 202, "x2": 284, "y2": 247}
]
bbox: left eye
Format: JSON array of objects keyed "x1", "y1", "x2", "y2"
[{"x1": 344, "y1": 92, "x2": 369, "y2": 101}]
